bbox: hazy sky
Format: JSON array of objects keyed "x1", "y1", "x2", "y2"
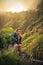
[{"x1": 0, "y1": 0, "x2": 41, "y2": 12}]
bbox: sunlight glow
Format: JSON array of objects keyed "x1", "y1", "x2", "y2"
[{"x1": 7, "y1": 6, "x2": 26, "y2": 12}]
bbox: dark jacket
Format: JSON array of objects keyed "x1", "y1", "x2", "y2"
[{"x1": 14, "y1": 32, "x2": 22, "y2": 44}]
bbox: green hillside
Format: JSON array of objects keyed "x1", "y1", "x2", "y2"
[
  {"x1": 0, "y1": 2, "x2": 43, "y2": 64},
  {"x1": 22, "y1": 30, "x2": 43, "y2": 59}
]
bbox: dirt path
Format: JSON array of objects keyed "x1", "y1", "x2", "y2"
[{"x1": 30, "y1": 58, "x2": 43, "y2": 63}]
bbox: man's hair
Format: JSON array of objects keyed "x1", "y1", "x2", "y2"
[{"x1": 16, "y1": 28, "x2": 22, "y2": 32}]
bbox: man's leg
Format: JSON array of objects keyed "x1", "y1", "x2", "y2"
[
  {"x1": 13, "y1": 43, "x2": 18, "y2": 53},
  {"x1": 17, "y1": 44, "x2": 22, "y2": 55}
]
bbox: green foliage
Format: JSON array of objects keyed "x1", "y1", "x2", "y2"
[
  {"x1": 2, "y1": 27, "x2": 14, "y2": 33},
  {"x1": 22, "y1": 31, "x2": 43, "y2": 59},
  {"x1": 0, "y1": 34, "x2": 6, "y2": 49},
  {"x1": 0, "y1": 4, "x2": 43, "y2": 64},
  {"x1": 0, "y1": 27, "x2": 15, "y2": 49},
  {"x1": 22, "y1": 32, "x2": 34, "y2": 41}
]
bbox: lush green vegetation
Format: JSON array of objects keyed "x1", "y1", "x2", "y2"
[
  {"x1": 0, "y1": 1, "x2": 43, "y2": 65},
  {"x1": 22, "y1": 31, "x2": 43, "y2": 59}
]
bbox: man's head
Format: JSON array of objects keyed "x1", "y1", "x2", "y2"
[{"x1": 16, "y1": 28, "x2": 22, "y2": 36}]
